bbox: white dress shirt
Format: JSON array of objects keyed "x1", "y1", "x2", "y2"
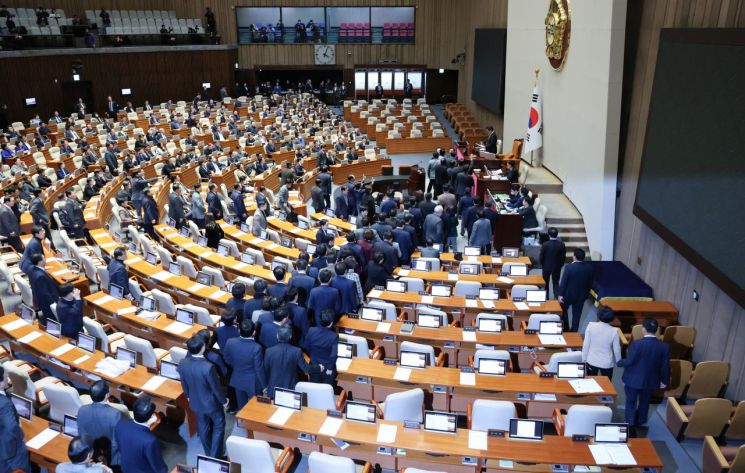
[{"x1": 581, "y1": 321, "x2": 622, "y2": 369}]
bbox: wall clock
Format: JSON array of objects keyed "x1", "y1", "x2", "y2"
[
  {"x1": 314, "y1": 45, "x2": 336, "y2": 65},
  {"x1": 545, "y1": 0, "x2": 571, "y2": 70}
]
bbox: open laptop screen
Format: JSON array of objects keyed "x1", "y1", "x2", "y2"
[
  {"x1": 386, "y1": 279, "x2": 407, "y2": 293},
  {"x1": 526, "y1": 289, "x2": 547, "y2": 303},
  {"x1": 479, "y1": 288, "x2": 499, "y2": 300},
  {"x1": 116, "y1": 347, "x2": 137, "y2": 368},
  {"x1": 273, "y1": 387, "x2": 302, "y2": 410},
  {"x1": 175, "y1": 309, "x2": 194, "y2": 326},
  {"x1": 430, "y1": 284, "x2": 451, "y2": 297},
  {"x1": 11, "y1": 394, "x2": 32, "y2": 420},
  {"x1": 423, "y1": 410, "x2": 457, "y2": 433},
  {"x1": 557, "y1": 362, "x2": 586, "y2": 379},
  {"x1": 509, "y1": 265, "x2": 528, "y2": 277},
  {"x1": 196, "y1": 455, "x2": 231, "y2": 473},
  {"x1": 594, "y1": 423, "x2": 629, "y2": 443},
  {"x1": 459, "y1": 263, "x2": 479, "y2": 275},
  {"x1": 539, "y1": 321, "x2": 563, "y2": 335},
  {"x1": 77, "y1": 332, "x2": 96, "y2": 353},
  {"x1": 360, "y1": 306, "x2": 384, "y2": 322},
  {"x1": 464, "y1": 246, "x2": 481, "y2": 257},
  {"x1": 109, "y1": 283, "x2": 124, "y2": 300},
  {"x1": 46, "y1": 319, "x2": 61, "y2": 338},
  {"x1": 412, "y1": 259, "x2": 431, "y2": 271},
  {"x1": 509, "y1": 419, "x2": 543, "y2": 440},
  {"x1": 417, "y1": 313, "x2": 441, "y2": 328},
  {"x1": 400, "y1": 350, "x2": 427, "y2": 369},
  {"x1": 337, "y1": 342, "x2": 355, "y2": 359},
  {"x1": 478, "y1": 358, "x2": 507, "y2": 375},
  {"x1": 477, "y1": 317, "x2": 504, "y2": 333},
  {"x1": 502, "y1": 247, "x2": 519, "y2": 258},
  {"x1": 63, "y1": 414, "x2": 79, "y2": 437},
  {"x1": 160, "y1": 360, "x2": 181, "y2": 381},
  {"x1": 345, "y1": 401, "x2": 377, "y2": 423}
]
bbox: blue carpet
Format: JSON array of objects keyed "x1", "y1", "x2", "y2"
[{"x1": 431, "y1": 103, "x2": 460, "y2": 141}]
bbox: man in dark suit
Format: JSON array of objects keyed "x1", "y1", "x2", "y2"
[
  {"x1": 214, "y1": 311, "x2": 239, "y2": 353},
  {"x1": 142, "y1": 189, "x2": 159, "y2": 240},
  {"x1": 0, "y1": 365, "x2": 30, "y2": 473},
  {"x1": 264, "y1": 325, "x2": 321, "y2": 396},
  {"x1": 56, "y1": 283, "x2": 83, "y2": 339},
  {"x1": 310, "y1": 178, "x2": 326, "y2": 214},
  {"x1": 231, "y1": 184, "x2": 247, "y2": 223},
  {"x1": 558, "y1": 249, "x2": 594, "y2": 332},
  {"x1": 103, "y1": 143, "x2": 119, "y2": 176},
  {"x1": 519, "y1": 196, "x2": 539, "y2": 231},
  {"x1": 77, "y1": 380, "x2": 123, "y2": 465},
  {"x1": 20, "y1": 225, "x2": 45, "y2": 275},
  {"x1": 303, "y1": 310, "x2": 338, "y2": 385},
  {"x1": 483, "y1": 125, "x2": 497, "y2": 153},
  {"x1": 307, "y1": 269, "x2": 341, "y2": 325},
  {"x1": 178, "y1": 335, "x2": 227, "y2": 459},
  {"x1": 288, "y1": 260, "x2": 315, "y2": 305},
  {"x1": 0, "y1": 195, "x2": 23, "y2": 252},
  {"x1": 618, "y1": 318, "x2": 670, "y2": 430},
  {"x1": 64, "y1": 191, "x2": 86, "y2": 239},
  {"x1": 206, "y1": 183, "x2": 222, "y2": 219},
  {"x1": 330, "y1": 262, "x2": 358, "y2": 314},
  {"x1": 334, "y1": 186, "x2": 350, "y2": 220},
  {"x1": 223, "y1": 319, "x2": 266, "y2": 409},
  {"x1": 115, "y1": 396, "x2": 168, "y2": 473},
  {"x1": 373, "y1": 231, "x2": 399, "y2": 273},
  {"x1": 168, "y1": 184, "x2": 186, "y2": 229},
  {"x1": 130, "y1": 168, "x2": 158, "y2": 216},
  {"x1": 315, "y1": 219, "x2": 332, "y2": 247},
  {"x1": 28, "y1": 253, "x2": 58, "y2": 323},
  {"x1": 108, "y1": 247, "x2": 130, "y2": 298},
  {"x1": 257, "y1": 305, "x2": 288, "y2": 349},
  {"x1": 105, "y1": 96, "x2": 119, "y2": 118},
  {"x1": 284, "y1": 287, "x2": 309, "y2": 344},
  {"x1": 392, "y1": 221, "x2": 414, "y2": 265},
  {"x1": 539, "y1": 227, "x2": 566, "y2": 298},
  {"x1": 267, "y1": 266, "x2": 288, "y2": 299}
]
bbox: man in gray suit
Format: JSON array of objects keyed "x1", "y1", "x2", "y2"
[
  {"x1": 131, "y1": 168, "x2": 158, "y2": 216},
  {"x1": 252, "y1": 201, "x2": 268, "y2": 236},
  {"x1": 178, "y1": 335, "x2": 227, "y2": 459},
  {"x1": 0, "y1": 195, "x2": 23, "y2": 252},
  {"x1": 468, "y1": 208, "x2": 493, "y2": 254},
  {"x1": 168, "y1": 184, "x2": 186, "y2": 229},
  {"x1": 423, "y1": 204, "x2": 444, "y2": 246},
  {"x1": 76, "y1": 380, "x2": 124, "y2": 465}
]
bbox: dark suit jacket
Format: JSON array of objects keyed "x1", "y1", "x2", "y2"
[
  {"x1": 77, "y1": 402, "x2": 123, "y2": 463},
  {"x1": 392, "y1": 228, "x2": 413, "y2": 263},
  {"x1": 334, "y1": 194, "x2": 350, "y2": 219},
  {"x1": 519, "y1": 205, "x2": 539, "y2": 229},
  {"x1": 28, "y1": 266, "x2": 58, "y2": 318},
  {"x1": 114, "y1": 419, "x2": 168, "y2": 473},
  {"x1": 310, "y1": 185, "x2": 325, "y2": 212},
  {"x1": 257, "y1": 314, "x2": 283, "y2": 349},
  {"x1": 108, "y1": 259, "x2": 130, "y2": 296},
  {"x1": 373, "y1": 241, "x2": 399, "y2": 273},
  {"x1": 56, "y1": 297, "x2": 83, "y2": 338},
  {"x1": 142, "y1": 197, "x2": 159, "y2": 225},
  {"x1": 177, "y1": 354, "x2": 225, "y2": 413},
  {"x1": 242, "y1": 294, "x2": 265, "y2": 322},
  {"x1": 303, "y1": 326, "x2": 338, "y2": 367},
  {"x1": 289, "y1": 273, "x2": 315, "y2": 305},
  {"x1": 0, "y1": 393, "x2": 30, "y2": 473},
  {"x1": 558, "y1": 261, "x2": 594, "y2": 304},
  {"x1": 264, "y1": 341, "x2": 318, "y2": 396},
  {"x1": 363, "y1": 261, "x2": 390, "y2": 294},
  {"x1": 0, "y1": 205, "x2": 19, "y2": 239},
  {"x1": 331, "y1": 275, "x2": 357, "y2": 314},
  {"x1": 29, "y1": 197, "x2": 49, "y2": 227},
  {"x1": 287, "y1": 302, "x2": 309, "y2": 343},
  {"x1": 618, "y1": 336, "x2": 670, "y2": 390},
  {"x1": 316, "y1": 228, "x2": 331, "y2": 246},
  {"x1": 540, "y1": 238, "x2": 566, "y2": 273},
  {"x1": 214, "y1": 325, "x2": 238, "y2": 352},
  {"x1": 222, "y1": 337, "x2": 266, "y2": 396},
  {"x1": 307, "y1": 285, "x2": 341, "y2": 325},
  {"x1": 484, "y1": 132, "x2": 497, "y2": 153},
  {"x1": 168, "y1": 192, "x2": 185, "y2": 223},
  {"x1": 20, "y1": 236, "x2": 42, "y2": 274},
  {"x1": 206, "y1": 191, "x2": 222, "y2": 218}
]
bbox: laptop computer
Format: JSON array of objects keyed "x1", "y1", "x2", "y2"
[
  {"x1": 509, "y1": 418, "x2": 544, "y2": 441},
  {"x1": 160, "y1": 359, "x2": 181, "y2": 381},
  {"x1": 140, "y1": 295, "x2": 158, "y2": 312},
  {"x1": 509, "y1": 265, "x2": 528, "y2": 277},
  {"x1": 478, "y1": 358, "x2": 507, "y2": 376},
  {"x1": 77, "y1": 332, "x2": 96, "y2": 353},
  {"x1": 241, "y1": 252, "x2": 256, "y2": 265},
  {"x1": 109, "y1": 283, "x2": 125, "y2": 300},
  {"x1": 477, "y1": 317, "x2": 504, "y2": 333},
  {"x1": 273, "y1": 387, "x2": 303, "y2": 410},
  {"x1": 337, "y1": 342, "x2": 355, "y2": 359},
  {"x1": 360, "y1": 306, "x2": 384, "y2": 322},
  {"x1": 196, "y1": 271, "x2": 213, "y2": 286},
  {"x1": 20, "y1": 303, "x2": 35, "y2": 324},
  {"x1": 464, "y1": 246, "x2": 481, "y2": 257},
  {"x1": 526, "y1": 289, "x2": 547, "y2": 304},
  {"x1": 478, "y1": 288, "x2": 500, "y2": 300},
  {"x1": 46, "y1": 319, "x2": 61, "y2": 338},
  {"x1": 145, "y1": 252, "x2": 158, "y2": 265},
  {"x1": 217, "y1": 244, "x2": 230, "y2": 257},
  {"x1": 168, "y1": 261, "x2": 182, "y2": 276},
  {"x1": 539, "y1": 320, "x2": 563, "y2": 335},
  {"x1": 116, "y1": 347, "x2": 137, "y2": 368},
  {"x1": 197, "y1": 235, "x2": 208, "y2": 247},
  {"x1": 386, "y1": 279, "x2": 407, "y2": 293},
  {"x1": 63, "y1": 414, "x2": 79, "y2": 437},
  {"x1": 459, "y1": 263, "x2": 480, "y2": 275},
  {"x1": 557, "y1": 362, "x2": 586, "y2": 379},
  {"x1": 175, "y1": 308, "x2": 195, "y2": 326},
  {"x1": 502, "y1": 247, "x2": 519, "y2": 258},
  {"x1": 400, "y1": 350, "x2": 428, "y2": 369},
  {"x1": 423, "y1": 410, "x2": 457, "y2": 434},
  {"x1": 196, "y1": 454, "x2": 231, "y2": 473},
  {"x1": 345, "y1": 401, "x2": 377, "y2": 423},
  {"x1": 594, "y1": 423, "x2": 629, "y2": 443},
  {"x1": 417, "y1": 313, "x2": 441, "y2": 328},
  {"x1": 11, "y1": 394, "x2": 32, "y2": 421},
  {"x1": 412, "y1": 259, "x2": 431, "y2": 271},
  {"x1": 306, "y1": 243, "x2": 317, "y2": 255},
  {"x1": 179, "y1": 226, "x2": 190, "y2": 238},
  {"x1": 430, "y1": 284, "x2": 451, "y2": 297}
]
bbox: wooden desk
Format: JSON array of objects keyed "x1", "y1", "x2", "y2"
[
  {"x1": 84, "y1": 291, "x2": 205, "y2": 350},
  {"x1": 493, "y1": 212, "x2": 524, "y2": 251},
  {"x1": 236, "y1": 399, "x2": 660, "y2": 471},
  {"x1": 602, "y1": 300, "x2": 679, "y2": 333},
  {"x1": 156, "y1": 225, "x2": 283, "y2": 283},
  {"x1": 336, "y1": 357, "x2": 615, "y2": 417},
  {"x1": 267, "y1": 216, "x2": 347, "y2": 247},
  {"x1": 0, "y1": 314, "x2": 196, "y2": 435},
  {"x1": 365, "y1": 289, "x2": 562, "y2": 327},
  {"x1": 329, "y1": 158, "x2": 391, "y2": 185},
  {"x1": 336, "y1": 315, "x2": 582, "y2": 370},
  {"x1": 476, "y1": 175, "x2": 511, "y2": 195},
  {"x1": 311, "y1": 212, "x2": 356, "y2": 233},
  {"x1": 391, "y1": 268, "x2": 546, "y2": 291},
  {"x1": 385, "y1": 136, "x2": 453, "y2": 155},
  {"x1": 19, "y1": 236, "x2": 90, "y2": 297},
  {"x1": 411, "y1": 252, "x2": 532, "y2": 270},
  {"x1": 21, "y1": 416, "x2": 71, "y2": 471}
]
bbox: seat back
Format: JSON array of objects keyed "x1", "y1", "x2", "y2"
[
  {"x1": 96, "y1": 266, "x2": 110, "y2": 290},
  {"x1": 727, "y1": 401, "x2": 745, "y2": 441},
  {"x1": 473, "y1": 349, "x2": 511, "y2": 370},
  {"x1": 295, "y1": 382, "x2": 335, "y2": 410},
  {"x1": 546, "y1": 350, "x2": 583, "y2": 373},
  {"x1": 124, "y1": 334, "x2": 159, "y2": 368},
  {"x1": 308, "y1": 452, "x2": 355, "y2": 473},
  {"x1": 129, "y1": 280, "x2": 144, "y2": 302},
  {"x1": 383, "y1": 388, "x2": 424, "y2": 422},
  {"x1": 471, "y1": 400, "x2": 516, "y2": 431},
  {"x1": 219, "y1": 238, "x2": 240, "y2": 257},
  {"x1": 502, "y1": 263, "x2": 527, "y2": 275},
  {"x1": 399, "y1": 277, "x2": 424, "y2": 293},
  {"x1": 274, "y1": 256, "x2": 294, "y2": 272},
  {"x1": 458, "y1": 261, "x2": 483, "y2": 274},
  {"x1": 43, "y1": 383, "x2": 83, "y2": 423},
  {"x1": 3, "y1": 362, "x2": 36, "y2": 400},
  {"x1": 511, "y1": 284, "x2": 540, "y2": 300},
  {"x1": 416, "y1": 257, "x2": 440, "y2": 271},
  {"x1": 475, "y1": 313, "x2": 510, "y2": 331},
  {"x1": 226, "y1": 436, "x2": 275, "y2": 472},
  {"x1": 526, "y1": 313, "x2": 561, "y2": 331},
  {"x1": 400, "y1": 341, "x2": 436, "y2": 367},
  {"x1": 454, "y1": 280, "x2": 481, "y2": 297},
  {"x1": 14, "y1": 275, "x2": 34, "y2": 307},
  {"x1": 176, "y1": 255, "x2": 198, "y2": 279},
  {"x1": 415, "y1": 305, "x2": 448, "y2": 326},
  {"x1": 687, "y1": 361, "x2": 729, "y2": 401},
  {"x1": 662, "y1": 325, "x2": 696, "y2": 359},
  {"x1": 181, "y1": 303, "x2": 215, "y2": 327},
  {"x1": 665, "y1": 359, "x2": 693, "y2": 399},
  {"x1": 339, "y1": 333, "x2": 370, "y2": 358},
  {"x1": 169, "y1": 346, "x2": 188, "y2": 363},
  {"x1": 245, "y1": 248, "x2": 265, "y2": 266},
  {"x1": 564, "y1": 405, "x2": 613, "y2": 437},
  {"x1": 685, "y1": 398, "x2": 734, "y2": 438},
  {"x1": 151, "y1": 288, "x2": 176, "y2": 315},
  {"x1": 201, "y1": 266, "x2": 225, "y2": 287},
  {"x1": 367, "y1": 299, "x2": 397, "y2": 321},
  {"x1": 83, "y1": 317, "x2": 109, "y2": 353}
]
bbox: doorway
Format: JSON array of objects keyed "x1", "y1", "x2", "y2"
[{"x1": 61, "y1": 80, "x2": 93, "y2": 116}]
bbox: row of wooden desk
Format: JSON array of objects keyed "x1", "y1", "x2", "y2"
[{"x1": 237, "y1": 399, "x2": 662, "y2": 472}]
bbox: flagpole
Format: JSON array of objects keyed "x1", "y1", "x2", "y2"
[{"x1": 530, "y1": 68, "x2": 540, "y2": 167}]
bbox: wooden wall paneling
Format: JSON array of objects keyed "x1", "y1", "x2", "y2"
[{"x1": 615, "y1": 0, "x2": 745, "y2": 399}]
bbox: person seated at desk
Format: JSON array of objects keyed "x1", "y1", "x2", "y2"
[
  {"x1": 36, "y1": 168, "x2": 52, "y2": 189},
  {"x1": 506, "y1": 185, "x2": 527, "y2": 210},
  {"x1": 304, "y1": 310, "x2": 338, "y2": 384},
  {"x1": 419, "y1": 238, "x2": 441, "y2": 258},
  {"x1": 505, "y1": 161, "x2": 519, "y2": 184},
  {"x1": 55, "y1": 437, "x2": 113, "y2": 473}
]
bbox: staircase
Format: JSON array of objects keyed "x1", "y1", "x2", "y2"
[{"x1": 546, "y1": 217, "x2": 590, "y2": 262}]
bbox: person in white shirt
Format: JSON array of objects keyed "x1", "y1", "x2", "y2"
[{"x1": 581, "y1": 305, "x2": 621, "y2": 378}]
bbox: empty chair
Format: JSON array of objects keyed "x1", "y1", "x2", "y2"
[
  {"x1": 685, "y1": 361, "x2": 729, "y2": 402},
  {"x1": 475, "y1": 313, "x2": 510, "y2": 331},
  {"x1": 169, "y1": 346, "x2": 188, "y2": 364},
  {"x1": 399, "y1": 277, "x2": 424, "y2": 293},
  {"x1": 226, "y1": 436, "x2": 294, "y2": 473},
  {"x1": 725, "y1": 401, "x2": 745, "y2": 441},
  {"x1": 511, "y1": 284, "x2": 540, "y2": 301},
  {"x1": 178, "y1": 303, "x2": 219, "y2": 327},
  {"x1": 308, "y1": 452, "x2": 371, "y2": 473},
  {"x1": 294, "y1": 237, "x2": 310, "y2": 252},
  {"x1": 123, "y1": 335, "x2": 169, "y2": 369},
  {"x1": 415, "y1": 305, "x2": 449, "y2": 326},
  {"x1": 533, "y1": 350, "x2": 583, "y2": 374},
  {"x1": 201, "y1": 266, "x2": 225, "y2": 287},
  {"x1": 338, "y1": 333, "x2": 382, "y2": 359},
  {"x1": 471, "y1": 349, "x2": 512, "y2": 371},
  {"x1": 176, "y1": 255, "x2": 198, "y2": 278},
  {"x1": 415, "y1": 257, "x2": 440, "y2": 271},
  {"x1": 666, "y1": 397, "x2": 732, "y2": 440},
  {"x1": 273, "y1": 256, "x2": 294, "y2": 272},
  {"x1": 454, "y1": 280, "x2": 481, "y2": 297},
  {"x1": 129, "y1": 280, "x2": 144, "y2": 302},
  {"x1": 662, "y1": 325, "x2": 696, "y2": 359},
  {"x1": 244, "y1": 248, "x2": 265, "y2": 266},
  {"x1": 502, "y1": 262, "x2": 527, "y2": 274},
  {"x1": 150, "y1": 288, "x2": 176, "y2": 316},
  {"x1": 468, "y1": 399, "x2": 516, "y2": 431},
  {"x1": 2, "y1": 360, "x2": 62, "y2": 407},
  {"x1": 219, "y1": 238, "x2": 240, "y2": 257},
  {"x1": 524, "y1": 313, "x2": 562, "y2": 331},
  {"x1": 702, "y1": 437, "x2": 745, "y2": 473},
  {"x1": 553, "y1": 405, "x2": 613, "y2": 437},
  {"x1": 14, "y1": 274, "x2": 34, "y2": 308},
  {"x1": 400, "y1": 341, "x2": 443, "y2": 366},
  {"x1": 378, "y1": 388, "x2": 424, "y2": 422},
  {"x1": 664, "y1": 359, "x2": 694, "y2": 399},
  {"x1": 295, "y1": 382, "x2": 346, "y2": 411},
  {"x1": 43, "y1": 383, "x2": 92, "y2": 423},
  {"x1": 367, "y1": 299, "x2": 398, "y2": 321},
  {"x1": 83, "y1": 317, "x2": 126, "y2": 354}
]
